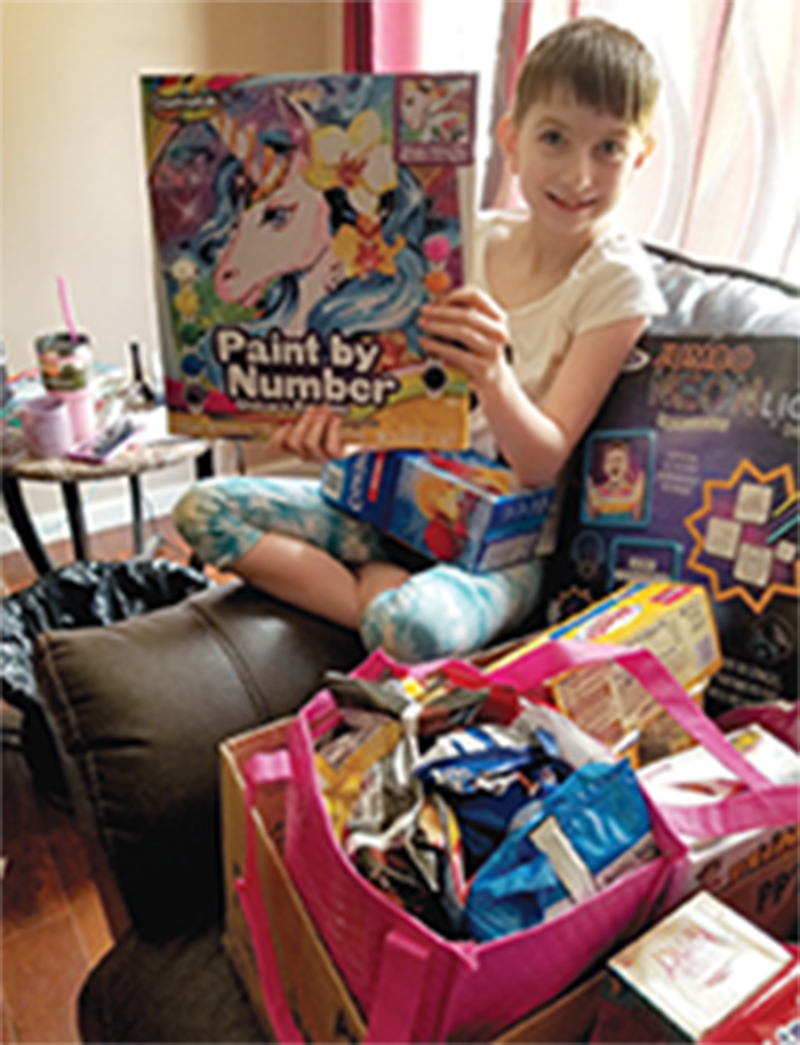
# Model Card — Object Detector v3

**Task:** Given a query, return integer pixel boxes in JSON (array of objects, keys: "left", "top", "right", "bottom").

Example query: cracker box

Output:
[
  {"left": 322, "top": 449, "right": 556, "bottom": 572},
  {"left": 492, "top": 580, "right": 722, "bottom": 696},
  {"left": 141, "top": 72, "right": 477, "bottom": 449},
  {"left": 542, "top": 334, "right": 799, "bottom": 715},
  {"left": 590, "top": 891, "right": 797, "bottom": 1043},
  {"left": 488, "top": 581, "right": 722, "bottom": 764},
  {"left": 638, "top": 723, "right": 800, "bottom": 936}
]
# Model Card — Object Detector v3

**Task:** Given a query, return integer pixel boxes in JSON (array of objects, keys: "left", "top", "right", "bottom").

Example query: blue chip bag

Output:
[
  {"left": 464, "top": 760, "right": 658, "bottom": 942},
  {"left": 414, "top": 724, "right": 572, "bottom": 872}
]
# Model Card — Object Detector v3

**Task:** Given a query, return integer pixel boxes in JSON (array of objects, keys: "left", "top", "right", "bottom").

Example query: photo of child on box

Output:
[{"left": 174, "top": 17, "right": 667, "bottom": 662}]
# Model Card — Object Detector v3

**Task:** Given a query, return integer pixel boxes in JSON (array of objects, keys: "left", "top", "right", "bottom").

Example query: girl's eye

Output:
[
  {"left": 540, "top": 129, "right": 563, "bottom": 146},
  {"left": 598, "top": 140, "right": 625, "bottom": 160},
  {"left": 260, "top": 205, "right": 294, "bottom": 230}
]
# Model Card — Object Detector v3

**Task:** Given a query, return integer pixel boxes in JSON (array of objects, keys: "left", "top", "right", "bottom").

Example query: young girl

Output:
[{"left": 174, "top": 17, "right": 666, "bottom": 662}]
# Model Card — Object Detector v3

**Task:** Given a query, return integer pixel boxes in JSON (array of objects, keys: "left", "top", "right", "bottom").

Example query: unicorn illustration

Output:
[
  {"left": 400, "top": 77, "right": 470, "bottom": 144},
  {"left": 205, "top": 92, "right": 417, "bottom": 339}
]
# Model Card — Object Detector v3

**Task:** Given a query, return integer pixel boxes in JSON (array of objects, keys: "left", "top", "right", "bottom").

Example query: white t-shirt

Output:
[{"left": 469, "top": 210, "right": 667, "bottom": 457}]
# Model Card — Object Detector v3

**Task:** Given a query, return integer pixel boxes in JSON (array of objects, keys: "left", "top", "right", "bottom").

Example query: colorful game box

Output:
[
  {"left": 321, "top": 450, "right": 556, "bottom": 573},
  {"left": 543, "top": 335, "right": 799, "bottom": 713},
  {"left": 590, "top": 892, "right": 797, "bottom": 1043},
  {"left": 140, "top": 72, "right": 477, "bottom": 449}
]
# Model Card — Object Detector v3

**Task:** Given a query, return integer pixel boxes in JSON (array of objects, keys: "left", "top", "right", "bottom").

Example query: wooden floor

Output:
[{"left": 1, "top": 516, "right": 203, "bottom": 1043}]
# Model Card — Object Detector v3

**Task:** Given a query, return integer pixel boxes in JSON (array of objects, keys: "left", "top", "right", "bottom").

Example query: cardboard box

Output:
[
  {"left": 220, "top": 721, "right": 607, "bottom": 1043},
  {"left": 716, "top": 840, "right": 798, "bottom": 941},
  {"left": 220, "top": 720, "right": 368, "bottom": 1043},
  {"left": 591, "top": 891, "right": 796, "bottom": 1042},
  {"left": 639, "top": 723, "right": 800, "bottom": 936},
  {"left": 322, "top": 449, "right": 555, "bottom": 572},
  {"left": 495, "top": 580, "right": 722, "bottom": 694}
]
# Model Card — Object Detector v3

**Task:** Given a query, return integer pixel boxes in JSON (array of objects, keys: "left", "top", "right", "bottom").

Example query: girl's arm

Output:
[{"left": 418, "top": 287, "right": 646, "bottom": 488}]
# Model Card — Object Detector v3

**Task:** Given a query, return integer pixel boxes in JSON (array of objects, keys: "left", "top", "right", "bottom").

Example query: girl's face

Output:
[{"left": 501, "top": 89, "right": 652, "bottom": 242}]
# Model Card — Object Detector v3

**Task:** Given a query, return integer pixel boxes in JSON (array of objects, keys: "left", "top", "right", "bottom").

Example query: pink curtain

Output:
[
  {"left": 480, "top": 0, "right": 800, "bottom": 280},
  {"left": 346, "top": 0, "right": 423, "bottom": 73}
]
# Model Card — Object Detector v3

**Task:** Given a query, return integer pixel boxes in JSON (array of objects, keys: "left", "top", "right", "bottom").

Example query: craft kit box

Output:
[
  {"left": 589, "top": 891, "right": 798, "bottom": 1043},
  {"left": 220, "top": 721, "right": 607, "bottom": 1044},
  {"left": 141, "top": 72, "right": 477, "bottom": 449},
  {"left": 542, "top": 334, "right": 799, "bottom": 715},
  {"left": 322, "top": 449, "right": 556, "bottom": 572}
]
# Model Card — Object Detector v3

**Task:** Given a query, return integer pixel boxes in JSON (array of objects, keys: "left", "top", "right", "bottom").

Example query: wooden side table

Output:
[{"left": 1, "top": 417, "right": 213, "bottom": 576}]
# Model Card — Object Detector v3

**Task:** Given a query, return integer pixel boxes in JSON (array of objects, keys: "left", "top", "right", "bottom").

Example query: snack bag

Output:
[
  {"left": 414, "top": 723, "right": 573, "bottom": 872},
  {"left": 465, "top": 760, "right": 659, "bottom": 941}
]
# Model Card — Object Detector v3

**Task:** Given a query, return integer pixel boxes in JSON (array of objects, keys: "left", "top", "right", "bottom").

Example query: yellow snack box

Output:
[{"left": 493, "top": 580, "right": 722, "bottom": 695}]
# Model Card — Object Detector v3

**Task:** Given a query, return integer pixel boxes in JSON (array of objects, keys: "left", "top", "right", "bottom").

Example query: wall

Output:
[{"left": 1, "top": 1, "right": 342, "bottom": 554}]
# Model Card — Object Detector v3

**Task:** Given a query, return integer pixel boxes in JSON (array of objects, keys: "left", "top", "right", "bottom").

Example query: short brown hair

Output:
[{"left": 512, "top": 17, "right": 660, "bottom": 132}]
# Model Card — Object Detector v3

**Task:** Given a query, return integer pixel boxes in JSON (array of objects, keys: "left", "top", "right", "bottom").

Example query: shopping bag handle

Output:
[
  {"left": 237, "top": 752, "right": 305, "bottom": 1044},
  {"left": 242, "top": 751, "right": 432, "bottom": 1045},
  {"left": 486, "top": 640, "right": 799, "bottom": 838}
]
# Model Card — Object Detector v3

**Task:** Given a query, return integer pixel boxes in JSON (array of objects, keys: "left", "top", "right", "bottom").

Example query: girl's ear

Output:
[
  {"left": 497, "top": 112, "right": 520, "bottom": 173},
  {"left": 633, "top": 134, "right": 656, "bottom": 171}
]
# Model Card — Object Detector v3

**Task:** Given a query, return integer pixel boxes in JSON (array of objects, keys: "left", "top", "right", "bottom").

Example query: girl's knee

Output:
[
  {"left": 172, "top": 479, "right": 249, "bottom": 566},
  {"left": 359, "top": 581, "right": 469, "bottom": 663},
  {"left": 172, "top": 481, "right": 221, "bottom": 538}
]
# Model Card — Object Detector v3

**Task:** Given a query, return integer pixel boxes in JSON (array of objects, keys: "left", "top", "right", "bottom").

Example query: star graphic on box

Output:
[{"left": 684, "top": 458, "right": 798, "bottom": 614}]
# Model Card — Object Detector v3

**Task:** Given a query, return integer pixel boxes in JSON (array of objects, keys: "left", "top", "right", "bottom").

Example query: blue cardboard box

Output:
[{"left": 322, "top": 450, "right": 555, "bottom": 573}]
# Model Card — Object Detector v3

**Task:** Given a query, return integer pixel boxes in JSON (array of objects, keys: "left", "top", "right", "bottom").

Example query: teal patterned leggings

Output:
[{"left": 173, "top": 476, "right": 543, "bottom": 663}]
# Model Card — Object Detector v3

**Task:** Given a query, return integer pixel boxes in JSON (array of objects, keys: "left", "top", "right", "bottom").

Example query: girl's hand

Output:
[
  {"left": 264, "top": 405, "right": 345, "bottom": 464},
  {"left": 417, "top": 287, "right": 511, "bottom": 388}
]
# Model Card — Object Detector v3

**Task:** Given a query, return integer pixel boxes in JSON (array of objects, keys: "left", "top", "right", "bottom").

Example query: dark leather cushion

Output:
[
  {"left": 79, "top": 924, "right": 268, "bottom": 1043},
  {"left": 35, "top": 581, "right": 365, "bottom": 936}
]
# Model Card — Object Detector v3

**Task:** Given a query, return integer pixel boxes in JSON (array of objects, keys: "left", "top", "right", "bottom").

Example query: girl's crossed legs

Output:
[{"left": 173, "top": 475, "right": 543, "bottom": 663}]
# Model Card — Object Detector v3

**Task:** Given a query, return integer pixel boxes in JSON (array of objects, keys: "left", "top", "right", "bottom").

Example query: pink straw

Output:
[{"left": 56, "top": 275, "right": 79, "bottom": 343}]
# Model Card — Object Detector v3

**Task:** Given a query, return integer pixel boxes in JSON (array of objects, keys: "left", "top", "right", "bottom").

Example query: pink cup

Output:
[
  {"left": 34, "top": 330, "right": 96, "bottom": 442},
  {"left": 21, "top": 396, "right": 73, "bottom": 458},
  {"left": 54, "top": 388, "right": 96, "bottom": 443}
]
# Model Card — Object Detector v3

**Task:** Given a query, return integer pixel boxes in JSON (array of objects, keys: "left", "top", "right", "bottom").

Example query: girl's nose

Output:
[{"left": 562, "top": 150, "right": 593, "bottom": 189}]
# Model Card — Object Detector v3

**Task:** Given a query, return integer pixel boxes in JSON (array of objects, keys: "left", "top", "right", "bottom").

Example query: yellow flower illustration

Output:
[
  {"left": 305, "top": 110, "right": 397, "bottom": 217},
  {"left": 333, "top": 216, "right": 406, "bottom": 279}
]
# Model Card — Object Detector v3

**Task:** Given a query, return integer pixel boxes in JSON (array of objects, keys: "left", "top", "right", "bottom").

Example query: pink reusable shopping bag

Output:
[
  {"left": 281, "top": 645, "right": 688, "bottom": 1043},
  {"left": 241, "top": 641, "right": 798, "bottom": 1042},
  {"left": 238, "top": 748, "right": 442, "bottom": 1044}
]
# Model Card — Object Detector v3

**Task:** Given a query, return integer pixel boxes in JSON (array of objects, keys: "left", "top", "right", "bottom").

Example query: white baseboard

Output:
[{"left": 0, "top": 480, "right": 188, "bottom": 557}]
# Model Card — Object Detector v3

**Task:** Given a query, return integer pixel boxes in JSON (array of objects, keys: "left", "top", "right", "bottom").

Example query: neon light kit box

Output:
[
  {"left": 321, "top": 450, "right": 556, "bottom": 573},
  {"left": 141, "top": 72, "right": 477, "bottom": 449},
  {"left": 542, "top": 335, "right": 799, "bottom": 714}
]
